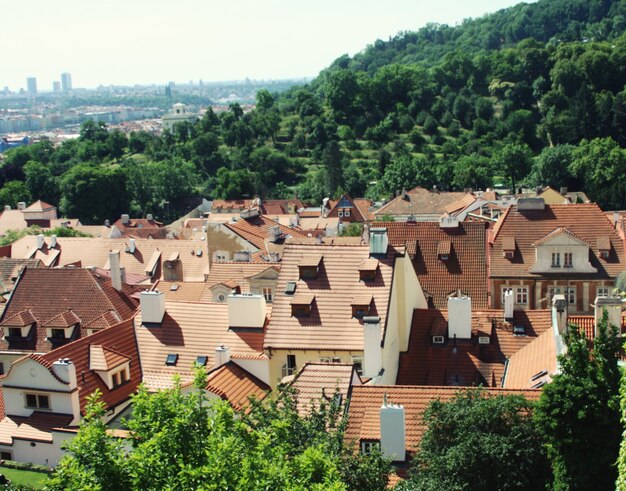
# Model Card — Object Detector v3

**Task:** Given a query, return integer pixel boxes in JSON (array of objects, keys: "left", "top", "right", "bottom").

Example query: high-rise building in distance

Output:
[
  {"left": 53, "top": 81, "right": 61, "bottom": 92},
  {"left": 61, "top": 72, "right": 72, "bottom": 92},
  {"left": 26, "top": 77, "right": 37, "bottom": 95}
]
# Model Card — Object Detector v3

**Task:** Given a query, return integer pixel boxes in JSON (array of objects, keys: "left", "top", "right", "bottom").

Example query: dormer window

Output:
[
  {"left": 351, "top": 295, "right": 373, "bottom": 318},
  {"left": 358, "top": 259, "right": 379, "bottom": 282},
  {"left": 111, "top": 367, "right": 129, "bottom": 388},
  {"left": 25, "top": 393, "right": 50, "bottom": 410},
  {"left": 298, "top": 256, "right": 322, "bottom": 280},
  {"left": 438, "top": 241, "right": 452, "bottom": 261},
  {"left": 51, "top": 329, "right": 65, "bottom": 339},
  {"left": 503, "top": 237, "right": 515, "bottom": 259},
  {"left": 8, "top": 328, "right": 22, "bottom": 338},
  {"left": 291, "top": 294, "right": 314, "bottom": 317},
  {"left": 598, "top": 237, "right": 611, "bottom": 259}
]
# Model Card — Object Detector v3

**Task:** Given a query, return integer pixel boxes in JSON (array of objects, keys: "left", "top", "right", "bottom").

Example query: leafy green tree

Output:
[
  {"left": 24, "top": 160, "right": 59, "bottom": 204},
  {"left": 59, "top": 165, "right": 129, "bottom": 224},
  {"left": 490, "top": 142, "right": 532, "bottom": 191},
  {"left": 106, "top": 130, "right": 128, "bottom": 161},
  {"left": 452, "top": 154, "right": 492, "bottom": 190},
  {"left": 398, "top": 389, "right": 550, "bottom": 491},
  {"left": 0, "top": 180, "right": 31, "bottom": 208},
  {"left": 528, "top": 144, "right": 576, "bottom": 188},
  {"left": 379, "top": 156, "right": 418, "bottom": 195},
  {"left": 49, "top": 391, "right": 130, "bottom": 490},
  {"left": 213, "top": 167, "right": 258, "bottom": 200},
  {"left": 323, "top": 141, "right": 344, "bottom": 196},
  {"left": 79, "top": 120, "right": 109, "bottom": 143},
  {"left": 535, "top": 311, "right": 621, "bottom": 491},
  {"left": 343, "top": 162, "right": 368, "bottom": 198},
  {"left": 569, "top": 137, "right": 626, "bottom": 209}
]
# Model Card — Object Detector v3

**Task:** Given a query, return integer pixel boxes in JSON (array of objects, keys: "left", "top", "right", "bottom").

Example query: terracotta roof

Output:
[
  {"left": 157, "top": 281, "right": 206, "bottom": 302},
  {"left": 134, "top": 301, "right": 265, "bottom": 391},
  {"left": 0, "top": 268, "right": 139, "bottom": 353},
  {"left": 10, "top": 236, "right": 210, "bottom": 282},
  {"left": 202, "top": 262, "right": 280, "bottom": 300},
  {"left": 490, "top": 204, "right": 625, "bottom": 278},
  {"left": 327, "top": 194, "right": 366, "bottom": 222},
  {"left": 444, "top": 194, "right": 477, "bottom": 215},
  {"left": 289, "top": 362, "right": 358, "bottom": 415},
  {"left": 264, "top": 244, "right": 394, "bottom": 351},
  {"left": 0, "top": 309, "right": 36, "bottom": 327},
  {"left": 89, "top": 345, "right": 130, "bottom": 371},
  {"left": 397, "top": 308, "right": 553, "bottom": 386},
  {"left": 569, "top": 314, "right": 626, "bottom": 339},
  {"left": 374, "top": 187, "right": 471, "bottom": 218},
  {"left": 379, "top": 221, "right": 488, "bottom": 309},
  {"left": 354, "top": 199, "right": 375, "bottom": 221},
  {"left": 24, "top": 200, "right": 55, "bottom": 212},
  {"left": 299, "top": 255, "right": 323, "bottom": 267},
  {"left": 34, "top": 318, "right": 142, "bottom": 414},
  {"left": 345, "top": 386, "right": 541, "bottom": 458},
  {"left": 224, "top": 215, "right": 307, "bottom": 254},
  {"left": 112, "top": 217, "right": 166, "bottom": 240},
  {"left": 0, "top": 258, "right": 41, "bottom": 294},
  {"left": 503, "top": 328, "right": 557, "bottom": 389},
  {"left": 0, "top": 412, "right": 74, "bottom": 446},
  {"left": 211, "top": 199, "right": 254, "bottom": 211},
  {"left": 205, "top": 362, "right": 270, "bottom": 411}
]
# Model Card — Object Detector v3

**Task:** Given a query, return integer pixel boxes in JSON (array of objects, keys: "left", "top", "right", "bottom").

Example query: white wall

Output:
[
  {"left": 232, "top": 359, "right": 271, "bottom": 386},
  {"left": 530, "top": 235, "right": 597, "bottom": 274}
]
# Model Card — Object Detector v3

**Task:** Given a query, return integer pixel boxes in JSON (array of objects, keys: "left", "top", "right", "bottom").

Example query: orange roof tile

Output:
[
  {"left": 503, "top": 328, "right": 557, "bottom": 389},
  {"left": 289, "top": 362, "right": 358, "bottom": 415},
  {"left": 134, "top": 301, "right": 265, "bottom": 391},
  {"left": 205, "top": 362, "right": 270, "bottom": 411},
  {"left": 380, "top": 221, "right": 488, "bottom": 309},
  {"left": 533, "top": 227, "right": 589, "bottom": 247},
  {"left": 490, "top": 204, "right": 625, "bottom": 278},
  {"left": 264, "top": 244, "right": 394, "bottom": 351},
  {"left": 24, "top": 200, "right": 55, "bottom": 212},
  {"left": 397, "top": 308, "right": 553, "bottom": 387},
  {"left": 42, "top": 310, "right": 81, "bottom": 328},
  {"left": 0, "top": 258, "right": 41, "bottom": 295},
  {"left": 201, "top": 263, "right": 280, "bottom": 301},
  {"left": 224, "top": 215, "right": 307, "bottom": 253},
  {"left": 374, "top": 187, "right": 471, "bottom": 218},
  {"left": 89, "top": 345, "right": 130, "bottom": 371},
  {"left": 345, "top": 386, "right": 541, "bottom": 458}
]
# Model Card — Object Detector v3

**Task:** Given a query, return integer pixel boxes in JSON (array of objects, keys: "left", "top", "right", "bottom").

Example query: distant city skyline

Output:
[{"left": 2, "top": 0, "right": 531, "bottom": 91}]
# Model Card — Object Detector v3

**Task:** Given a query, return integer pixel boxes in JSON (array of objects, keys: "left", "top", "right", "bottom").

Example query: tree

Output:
[
  {"left": 569, "top": 137, "right": 626, "bottom": 210},
  {"left": 49, "top": 391, "right": 130, "bottom": 490},
  {"left": 528, "top": 144, "right": 576, "bottom": 189},
  {"left": 24, "top": 160, "right": 59, "bottom": 204},
  {"left": 212, "top": 167, "right": 258, "bottom": 200},
  {"left": 535, "top": 311, "right": 621, "bottom": 491},
  {"left": 0, "top": 180, "right": 31, "bottom": 208},
  {"left": 323, "top": 141, "right": 344, "bottom": 196},
  {"left": 490, "top": 143, "right": 532, "bottom": 191},
  {"left": 398, "top": 389, "right": 550, "bottom": 491}
]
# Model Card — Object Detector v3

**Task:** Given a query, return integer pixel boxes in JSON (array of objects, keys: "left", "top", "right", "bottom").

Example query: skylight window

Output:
[
  {"left": 165, "top": 353, "right": 178, "bottom": 366},
  {"left": 196, "top": 355, "right": 208, "bottom": 366},
  {"left": 285, "top": 282, "right": 297, "bottom": 295}
]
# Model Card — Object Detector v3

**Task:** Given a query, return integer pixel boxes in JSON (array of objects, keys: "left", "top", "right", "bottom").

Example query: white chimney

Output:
[
  {"left": 121, "top": 214, "right": 130, "bottom": 225},
  {"left": 233, "top": 250, "right": 250, "bottom": 262},
  {"left": 128, "top": 238, "right": 136, "bottom": 254},
  {"left": 268, "top": 252, "right": 280, "bottom": 263},
  {"left": 140, "top": 291, "right": 166, "bottom": 324},
  {"left": 104, "top": 219, "right": 111, "bottom": 227},
  {"left": 380, "top": 397, "right": 406, "bottom": 461},
  {"left": 36, "top": 234, "right": 45, "bottom": 250},
  {"left": 228, "top": 293, "right": 266, "bottom": 328},
  {"left": 594, "top": 296, "right": 623, "bottom": 337},
  {"left": 52, "top": 358, "right": 77, "bottom": 388},
  {"left": 269, "top": 226, "right": 281, "bottom": 243},
  {"left": 109, "top": 250, "right": 123, "bottom": 291},
  {"left": 146, "top": 213, "right": 154, "bottom": 221},
  {"left": 4, "top": 205, "right": 10, "bottom": 211},
  {"left": 363, "top": 316, "right": 383, "bottom": 378},
  {"left": 503, "top": 289, "right": 514, "bottom": 320},
  {"left": 215, "top": 344, "right": 232, "bottom": 367},
  {"left": 552, "top": 294, "right": 568, "bottom": 336},
  {"left": 49, "top": 234, "right": 57, "bottom": 249},
  {"left": 448, "top": 296, "right": 472, "bottom": 339},
  {"left": 369, "top": 228, "right": 388, "bottom": 256},
  {"left": 17, "top": 202, "right": 26, "bottom": 211}
]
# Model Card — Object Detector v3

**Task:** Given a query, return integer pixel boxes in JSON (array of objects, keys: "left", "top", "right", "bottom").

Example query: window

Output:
[
  {"left": 299, "top": 266, "right": 318, "bottom": 280},
  {"left": 504, "top": 250, "right": 514, "bottom": 259},
  {"left": 196, "top": 355, "right": 208, "bottom": 366},
  {"left": 0, "top": 362, "right": 3, "bottom": 375},
  {"left": 564, "top": 252, "right": 573, "bottom": 268},
  {"left": 112, "top": 368, "right": 129, "bottom": 388},
  {"left": 551, "top": 252, "right": 561, "bottom": 267},
  {"left": 548, "top": 287, "right": 561, "bottom": 303},
  {"left": 262, "top": 287, "right": 273, "bottom": 303},
  {"left": 217, "top": 294, "right": 226, "bottom": 303},
  {"left": 344, "top": 209, "right": 350, "bottom": 217},
  {"left": 51, "top": 329, "right": 65, "bottom": 339},
  {"left": 501, "top": 287, "right": 513, "bottom": 307},
  {"left": 361, "top": 440, "right": 380, "bottom": 455},
  {"left": 292, "top": 304, "right": 311, "bottom": 317},
  {"left": 25, "top": 393, "right": 49, "bottom": 410},
  {"left": 0, "top": 451, "right": 11, "bottom": 461},
  {"left": 8, "top": 328, "right": 22, "bottom": 338},
  {"left": 516, "top": 287, "right": 528, "bottom": 305},
  {"left": 360, "top": 270, "right": 376, "bottom": 282},
  {"left": 165, "top": 353, "right": 178, "bottom": 366},
  {"left": 597, "top": 287, "right": 610, "bottom": 298},
  {"left": 320, "top": 357, "right": 342, "bottom": 363},
  {"left": 432, "top": 335, "right": 445, "bottom": 344},
  {"left": 600, "top": 250, "right": 610, "bottom": 259},
  {"left": 565, "top": 287, "right": 576, "bottom": 305},
  {"left": 352, "top": 305, "right": 370, "bottom": 318},
  {"left": 282, "top": 354, "right": 297, "bottom": 377},
  {"left": 352, "top": 356, "right": 363, "bottom": 376},
  {"left": 478, "top": 336, "right": 490, "bottom": 344},
  {"left": 338, "top": 211, "right": 344, "bottom": 218}
]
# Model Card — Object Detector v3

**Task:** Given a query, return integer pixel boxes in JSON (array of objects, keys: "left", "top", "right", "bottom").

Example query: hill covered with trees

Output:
[{"left": 1, "top": 0, "right": 626, "bottom": 223}]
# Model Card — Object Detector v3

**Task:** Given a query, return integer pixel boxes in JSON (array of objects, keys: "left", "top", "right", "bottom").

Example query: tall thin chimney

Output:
[
  {"left": 380, "top": 396, "right": 406, "bottom": 461},
  {"left": 363, "top": 316, "right": 382, "bottom": 378},
  {"left": 109, "top": 250, "right": 123, "bottom": 291}
]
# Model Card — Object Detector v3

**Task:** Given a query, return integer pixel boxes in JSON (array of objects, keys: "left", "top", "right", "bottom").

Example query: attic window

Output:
[
  {"left": 432, "top": 335, "right": 445, "bottom": 344},
  {"left": 165, "top": 353, "right": 178, "bottom": 366},
  {"left": 531, "top": 369, "right": 548, "bottom": 381},
  {"left": 351, "top": 295, "right": 373, "bottom": 318},
  {"left": 8, "top": 328, "right": 22, "bottom": 338},
  {"left": 196, "top": 355, "right": 208, "bottom": 366},
  {"left": 513, "top": 325, "right": 526, "bottom": 336},
  {"left": 358, "top": 259, "right": 379, "bottom": 282},
  {"left": 291, "top": 295, "right": 314, "bottom": 317},
  {"left": 285, "top": 282, "right": 297, "bottom": 295},
  {"left": 299, "top": 256, "right": 322, "bottom": 280},
  {"left": 598, "top": 236, "right": 611, "bottom": 259},
  {"left": 437, "top": 241, "right": 452, "bottom": 261},
  {"left": 361, "top": 440, "right": 380, "bottom": 455},
  {"left": 51, "top": 329, "right": 65, "bottom": 339},
  {"left": 170, "top": 284, "right": 179, "bottom": 291},
  {"left": 478, "top": 336, "right": 490, "bottom": 345},
  {"left": 502, "top": 237, "right": 516, "bottom": 259}
]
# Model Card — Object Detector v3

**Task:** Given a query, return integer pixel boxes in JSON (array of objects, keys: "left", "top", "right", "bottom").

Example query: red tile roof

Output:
[
  {"left": 205, "top": 362, "right": 270, "bottom": 411},
  {"left": 374, "top": 187, "right": 471, "bottom": 218},
  {"left": 0, "top": 268, "right": 139, "bottom": 353},
  {"left": 202, "top": 262, "right": 280, "bottom": 299},
  {"left": 345, "top": 385, "right": 540, "bottom": 459},
  {"left": 379, "top": 221, "right": 488, "bottom": 309},
  {"left": 224, "top": 215, "right": 307, "bottom": 252},
  {"left": 490, "top": 204, "right": 625, "bottom": 278},
  {"left": 0, "top": 258, "right": 41, "bottom": 295},
  {"left": 24, "top": 200, "right": 55, "bottom": 212},
  {"left": 111, "top": 218, "right": 167, "bottom": 239},
  {"left": 264, "top": 244, "right": 395, "bottom": 351},
  {"left": 397, "top": 308, "right": 552, "bottom": 386},
  {"left": 289, "top": 362, "right": 358, "bottom": 415},
  {"left": 503, "top": 328, "right": 557, "bottom": 389}
]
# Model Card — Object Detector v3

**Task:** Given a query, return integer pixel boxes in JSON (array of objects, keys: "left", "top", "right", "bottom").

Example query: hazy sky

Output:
[{"left": 3, "top": 0, "right": 530, "bottom": 91}]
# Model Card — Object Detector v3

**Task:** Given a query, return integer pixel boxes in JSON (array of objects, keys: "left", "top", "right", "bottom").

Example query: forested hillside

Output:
[{"left": 2, "top": 0, "right": 626, "bottom": 224}]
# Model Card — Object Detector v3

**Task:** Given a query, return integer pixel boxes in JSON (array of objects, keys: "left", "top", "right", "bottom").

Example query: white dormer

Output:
[
  {"left": 89, "top": 345, "right": 131, "bottom": 390},
  {"left": 529, "top": 227, "right": 597, "bottom": 274}
]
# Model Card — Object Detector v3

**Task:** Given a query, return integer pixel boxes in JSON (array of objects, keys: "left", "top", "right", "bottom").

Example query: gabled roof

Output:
[
  {"left": 0, "top": 268, "right": 139, "bottom": 353},
  {"left": 224, "top": 215, "right": 307, "bottom": 253},
  {"left": 397, "top": 308, "right": 553, "bottom": 387},
  {"left": 379, "top": 221, "right": 488, "bottom": 309},
  {"left": 134, "top": 301, "right": 266, "bottom": 391},
  {"left": 10, "top": 236, "right": 209, "bottom": 282},
  {"left": 374, "top": 187, "right": 471, "bottom": 218},
  {"left": 345, "top": 386, "right": 540, "bottom": 459},
  {"left": 23, "top": 200, "right": 55, "bottom": 212},
  {"left": 0, "top": 258, "right": 41, "bottom": 294},
  {"left": 89, "top": 345, "right": 130, "bottom": 371},
  {"left": 502, "top": 328, "right": 557, "bottom": 389},
  {"left": 111, "top": 218, "right": 167, "bottom": 239},
  {"left": 205, "top": 362, "right": 270, "bottom": 411},
  {"left": 533, "top": 227, "right": 589, "bottom": 247},
  {"left": 264, "top": 243, "right": 394, "bottom": 351},
  {"left": 490, "top": 204, "right": 625, "bottom": 278},
  {"left": 0, "top": 310, "right": 36, "bottom": 327},
  {"left": 201, "top": 262, "right": 280, "bottom": 301},
  {"left": 289, "top": 362, "right": 359, "bottom": 415}
]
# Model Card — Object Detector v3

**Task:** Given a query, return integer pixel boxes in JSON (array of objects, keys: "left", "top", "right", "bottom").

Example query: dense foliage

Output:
[
  {"left": 2, "top": 0, "right": 626, "bottom": 223},
  {"left": 396, "top": 389, "right": 550, "bottom": 491},
  {"left": 49, "top": 372, "right": 391, "bottom": 491},
  {"left": 535, "top": 310, "right": 622, "bottom": 490}
]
